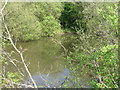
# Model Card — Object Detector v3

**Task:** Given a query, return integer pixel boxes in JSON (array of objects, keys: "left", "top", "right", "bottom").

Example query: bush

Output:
[
  {"left": 41, "top": 16, "right": 63, "bottom": 36},
  {"left": 67, "top": 44, "right": 119, "bottom": 88}
]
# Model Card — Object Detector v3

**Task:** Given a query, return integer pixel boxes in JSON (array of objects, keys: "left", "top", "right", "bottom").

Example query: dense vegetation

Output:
[
  {"left": 1, "top": 2, "right": 119, "bottom": 88},
  {"left": 3, "top": 2, "right": 63, "bottom": 41}
]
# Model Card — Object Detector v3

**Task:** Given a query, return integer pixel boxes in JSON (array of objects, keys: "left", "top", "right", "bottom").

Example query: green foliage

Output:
[
  {"left": 4, "top": 2, "right": 118, "bottom": 42},
  {"left": 41, "top": 16, "right": 63, "bottom": 36},
  {"left": 83, "top": 2, "right": 118, "bottom": 40},
  {"left": 97, "top": 3, "right": 118, "bottom": 36},
  {"left": 1, "top": 56, "right": 23, "bottom": 87},
  {"left": 4, "top": 3, "right": 41, "bottom": 41},
  {"left": 34, "top": 2, "right": 63, "bottom": 20},
  {"left": 67, "top": 44, "right": 119, "bottom": 88},
  {"left": 7, "top": 72, "right": 22, "bottom": 83},
  {"left": 2, "top": 38, "right": 9, "bottom": 47},
  {"left": 65, "top": 3, "right": 119, "bottom": 88},
  {"left": 60, "top": 2, "right": 86, "bottom": 32},
  {"left": 1, "top": 72, "right": 23, "bottom": 88},
  {"left": 4, "top": 2, "right": 63, "bottom": 41}
]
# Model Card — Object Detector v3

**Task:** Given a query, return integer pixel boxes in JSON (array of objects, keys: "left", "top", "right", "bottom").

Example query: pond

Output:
[{"left": 4, "top": 35, "right": 91, "bottom": 88}]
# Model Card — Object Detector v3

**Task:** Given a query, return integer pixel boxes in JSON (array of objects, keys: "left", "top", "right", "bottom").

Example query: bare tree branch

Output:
[
  {"left": 2, "top": 77, "right": 34, "bottom": 88},
  {"left": 0, "top": 0, "right": 8, "bottom": 14},
  {"left": 52, "top": 37, "right": 67, "bottom": 55},
  {"left": 0, "top": 0, "right": 37, "bottom": 88},
  {"left": 1, "top": 50, "right": 24, "bottom": 77}
]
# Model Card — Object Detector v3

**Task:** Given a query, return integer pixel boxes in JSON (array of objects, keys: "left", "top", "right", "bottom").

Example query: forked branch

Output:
[{"left": 0, "top": 0, "right": 37, "bottom": 88}]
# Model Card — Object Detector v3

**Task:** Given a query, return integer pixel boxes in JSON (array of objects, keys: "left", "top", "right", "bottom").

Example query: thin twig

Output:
[
  {"left": 3, "top": 78, "right": 34, "bottom": 88},
  {"left": 0, "top": 0, "right": 37, "bottom": 88},
  {"left": 0, "top": 54, "right": 24, "bottom": 77},
  {"left": 52, "top": 37, "right": 67, "bottom": 55}
]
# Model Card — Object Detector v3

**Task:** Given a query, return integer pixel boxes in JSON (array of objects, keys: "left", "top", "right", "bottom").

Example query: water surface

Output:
[{"left": 5, "top": 36, "right": 91, "bottom": 87}]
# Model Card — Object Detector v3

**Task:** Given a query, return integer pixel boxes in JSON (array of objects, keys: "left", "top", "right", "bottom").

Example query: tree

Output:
[
  {"left": 4, "top": 2, "right": 64, "bottom": 41},
  {"left": 60, "top": 2, "right": 86, "bottom": 33}
]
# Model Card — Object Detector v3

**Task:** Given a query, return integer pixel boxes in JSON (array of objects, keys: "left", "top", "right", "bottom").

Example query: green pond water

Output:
[{"left": 5, "top": 35, "right": 91, "bottom": 88}]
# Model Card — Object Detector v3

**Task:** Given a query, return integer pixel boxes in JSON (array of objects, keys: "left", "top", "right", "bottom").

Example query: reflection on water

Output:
[
  {"left": 5, "top": 37, "right": 72, "bottom": 87},
  {"left": 5, "top": 36, "right": 91, "bottom": 87},
  {"left": 25, "top": 68, "right": 71, "bottom": 87}
]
